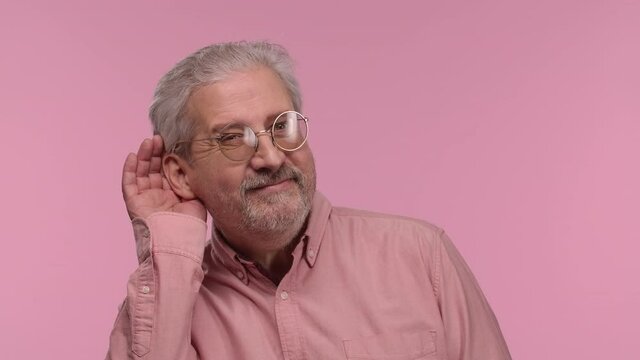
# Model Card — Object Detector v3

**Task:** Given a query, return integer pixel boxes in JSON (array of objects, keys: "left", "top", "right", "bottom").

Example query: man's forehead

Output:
[
  {"left": 186, "top": 70, "right": 294, "bottom": 133},
  {"left": 198, "top": 66, "right": 285, "bottom": 98}
]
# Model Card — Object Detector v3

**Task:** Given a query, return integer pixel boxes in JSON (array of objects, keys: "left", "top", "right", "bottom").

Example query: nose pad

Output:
[
  {"left": 250, "top": 132, "right": 285, "bottom": 170},
  {"left": 243, "top": 127, "right": 257, "bottom": 148}
]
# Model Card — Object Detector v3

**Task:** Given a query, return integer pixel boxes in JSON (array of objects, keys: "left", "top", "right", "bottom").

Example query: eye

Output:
[
  {"left": 273, "top": 121, "right": 289, "bottom": 131},
  {"left": 217, "top": 132, "right": 245, "bottom": 147},
  {"left": 273, "top": 113, "right": 299, "bottom": 138}
]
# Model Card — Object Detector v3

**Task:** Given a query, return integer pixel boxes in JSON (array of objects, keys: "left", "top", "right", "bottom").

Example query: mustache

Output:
[{"left": 241, "top": 165, "right": 304, "bottom": 193}]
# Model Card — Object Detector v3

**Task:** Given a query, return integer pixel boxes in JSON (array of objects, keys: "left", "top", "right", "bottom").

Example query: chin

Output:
[{"left": 240, "top": 192, "right": 310, "bottom": 235}]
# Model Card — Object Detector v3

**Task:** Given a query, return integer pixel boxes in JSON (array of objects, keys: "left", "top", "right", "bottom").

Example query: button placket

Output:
[{"left": 274, "top": 276, "right": 304, "bottom": 358}]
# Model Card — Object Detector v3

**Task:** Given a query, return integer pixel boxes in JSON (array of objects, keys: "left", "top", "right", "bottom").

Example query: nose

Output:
[{"left": 248, "top": 131, "right": 285, "bottom": 172}]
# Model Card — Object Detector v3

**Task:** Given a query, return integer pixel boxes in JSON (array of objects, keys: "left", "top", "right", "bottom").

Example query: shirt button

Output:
[
  {"left": 280, "top": 291, "right": 289, "bottom": 300},
  {"left": 307, "top": 248, "right": 315, "bottom": 258},
  {"left": 141, "top": 285, "right": 150, "bottom": 294},
  {"left": 236, "top": 271, "right": 244, "bottom": 280}
]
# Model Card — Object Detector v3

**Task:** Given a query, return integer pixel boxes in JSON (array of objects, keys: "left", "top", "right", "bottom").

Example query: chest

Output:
[{"left": 191, "top": 254, "right": 446, "bottom": 360}]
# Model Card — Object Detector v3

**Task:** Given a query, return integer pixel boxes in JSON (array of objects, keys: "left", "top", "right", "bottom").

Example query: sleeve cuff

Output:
[{"left": 131, "top": 212, "right": 208, "bottom": 264}]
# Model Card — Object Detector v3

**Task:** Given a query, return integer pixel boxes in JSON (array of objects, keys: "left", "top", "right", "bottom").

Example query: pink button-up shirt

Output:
[{"left": 107, "top": 192, "right": 511, "bottom": 360}]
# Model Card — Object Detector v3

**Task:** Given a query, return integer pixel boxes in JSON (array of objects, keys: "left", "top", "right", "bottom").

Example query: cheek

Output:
[
  {"left": 293, "top": 148, "right": 316, "bottom": 176},
  {"left": 191, "top": 165, "right": 245, "bottom": 201},
  {"left": 288, "top": 144, "right": 313, "bottom": 163}
]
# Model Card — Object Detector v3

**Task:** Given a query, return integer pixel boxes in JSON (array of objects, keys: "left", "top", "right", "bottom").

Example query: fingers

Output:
[
  {"left": 138, "top": 135, "right": 165, "bottom": 175},
  {"left": 149, "top": 135, "right": 163, "bottom": 178},
  {"left": 122, "top": 152, "right": 138, "bottom": 198},
  {"left": 148, "top": 172, "right": 164, "bottom": 189},
  {"left": 152, "top": 134, "right": 165, "bottom": 157},
  {"left": 136, "top": 139, "right": 153, "bottom": 177},
  {"left": 123, "top": 136, "right": 169, "bottom": 199},
  {"left": 145, "top": 135, "right": 165, "bottom": 188}
]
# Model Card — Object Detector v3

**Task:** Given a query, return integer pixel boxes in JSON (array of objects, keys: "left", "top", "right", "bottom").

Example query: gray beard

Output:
[
  {"left": 240, "top": 190, "right": 310, "bottom": 234},
  {"left": 237, "top": 165, "right": 315, "bottom": 236}
]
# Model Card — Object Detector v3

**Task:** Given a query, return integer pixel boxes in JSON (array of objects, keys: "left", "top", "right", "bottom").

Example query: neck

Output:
[
  {"left": 218, "top": 226, "right": 304, "bottom": 285},
  {"left": 251, "top": 239, "right": 300, "bottom": 284}
]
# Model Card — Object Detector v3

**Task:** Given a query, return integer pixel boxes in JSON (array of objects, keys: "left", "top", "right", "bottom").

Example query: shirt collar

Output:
[
  {"left": 210, "top": 191, "right": 333, "bottom": 280},
  {"left": 301, "top": 191, "right": 332, "bottom": 267}
]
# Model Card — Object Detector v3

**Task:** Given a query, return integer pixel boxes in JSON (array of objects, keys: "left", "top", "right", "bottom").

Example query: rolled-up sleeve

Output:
[{"left": 106, "top": 212, "right": 207, "bottom": 360}]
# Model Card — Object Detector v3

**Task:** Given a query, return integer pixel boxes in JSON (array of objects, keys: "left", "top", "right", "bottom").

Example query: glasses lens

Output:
[
  {"left": 272, "top": 112, "right": 308, "bottom": 150},
  {"left": 217, "top": 123, "right": 256, "bottom": 161}
]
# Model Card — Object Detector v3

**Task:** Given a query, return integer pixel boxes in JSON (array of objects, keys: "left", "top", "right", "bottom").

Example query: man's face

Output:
[{"left": 183, "top": 66, "right": 316, "bottom": 250}]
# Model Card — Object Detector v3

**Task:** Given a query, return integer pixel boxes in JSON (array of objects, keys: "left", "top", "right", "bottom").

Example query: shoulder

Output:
[
  {"left": 324, "top": 206, "right": 446, "bottom": 282},
  {"left": 331, "top": 206, "right": 443, "bottom": 233},
  {"left": 328, "top": 206, "right": 445, "bottom": 248}
]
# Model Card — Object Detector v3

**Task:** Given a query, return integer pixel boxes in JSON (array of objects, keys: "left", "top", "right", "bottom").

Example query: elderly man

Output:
[{"left": 107, "top": 41, "right": 511, "bottom": 360}]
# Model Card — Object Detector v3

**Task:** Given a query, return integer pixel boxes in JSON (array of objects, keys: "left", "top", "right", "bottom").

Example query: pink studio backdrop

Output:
[{"left": 1, "top": 0, "right": 638, "bottom": 359}]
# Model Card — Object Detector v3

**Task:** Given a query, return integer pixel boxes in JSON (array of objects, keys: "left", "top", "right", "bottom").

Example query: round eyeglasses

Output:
[{"left": 172, "top": 110, "right": 309, "bottom": 162}]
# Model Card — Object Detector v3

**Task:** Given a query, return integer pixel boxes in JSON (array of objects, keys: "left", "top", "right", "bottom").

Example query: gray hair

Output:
[{"left": 149, "top": 41, "right": 302, "bottom": 160}]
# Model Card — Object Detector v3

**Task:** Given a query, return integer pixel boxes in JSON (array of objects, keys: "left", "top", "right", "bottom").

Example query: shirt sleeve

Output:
[
  {"left": 106, "top": 212, "right": 208, "bottom": 360},
  {"left": 433, "top": 230, "right": 512, "bottom": 360}
]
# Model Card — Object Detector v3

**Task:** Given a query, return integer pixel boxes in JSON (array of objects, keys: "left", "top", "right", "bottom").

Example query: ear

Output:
[{"left": 162, "top": 153, "right": 197, "bottom": 200}]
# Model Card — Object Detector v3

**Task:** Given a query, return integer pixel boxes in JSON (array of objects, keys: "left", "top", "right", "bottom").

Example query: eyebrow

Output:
[
  {"left": 207, "top": 111, "right": 291, "bottom": 134},
  {"left": 209, "top": 122, "right": 234, "bottom": 134}
]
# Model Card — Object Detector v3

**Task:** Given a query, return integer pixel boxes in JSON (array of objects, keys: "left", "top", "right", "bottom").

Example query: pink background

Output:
[{"left": 1, "top": 0, "right": 638, "bottom": 359}]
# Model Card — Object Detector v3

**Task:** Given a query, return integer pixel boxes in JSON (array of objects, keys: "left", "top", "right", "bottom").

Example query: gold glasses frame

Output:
[{"left": 169, "top": 110, "right": 309, "bottom": 162}]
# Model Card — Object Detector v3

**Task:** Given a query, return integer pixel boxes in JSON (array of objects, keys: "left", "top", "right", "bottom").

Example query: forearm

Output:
[{"left": 107, "top": 213, "right": 208, "bottom": 360}]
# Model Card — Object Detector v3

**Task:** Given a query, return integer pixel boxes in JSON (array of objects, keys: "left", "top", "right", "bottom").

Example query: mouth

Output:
[{"left": 248, "top": 178, "right": 294, "bottom": 193}]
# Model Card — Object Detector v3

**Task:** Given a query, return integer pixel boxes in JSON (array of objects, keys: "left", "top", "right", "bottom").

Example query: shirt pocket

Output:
[{"left": 342, "top": 330, "right": 437, "bottom": 360}]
